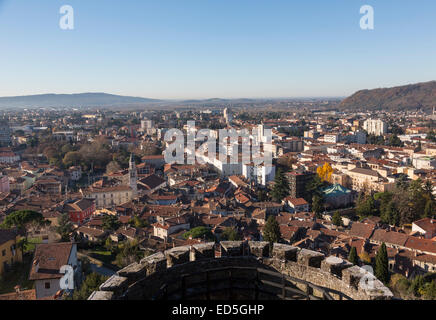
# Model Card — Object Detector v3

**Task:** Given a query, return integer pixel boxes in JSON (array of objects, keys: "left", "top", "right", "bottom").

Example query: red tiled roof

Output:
[
  {"left": 349, "top": 222, "right": 375, "bottom": 239},
  {"left": 29, "top": 243, "right": 73, "bottom": 281}
]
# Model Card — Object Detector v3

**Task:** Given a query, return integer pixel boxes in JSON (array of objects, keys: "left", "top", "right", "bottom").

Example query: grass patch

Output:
[{"left": 86, "top": 247, "right": 116, "bottom": 266}]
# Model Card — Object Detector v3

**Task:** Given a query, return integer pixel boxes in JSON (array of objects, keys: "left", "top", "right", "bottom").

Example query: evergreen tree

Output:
[
  {"left": 257, "top": 189, "right": 269, "bottom": 202},
  {"left": 221, "top": 227, "right": 241, "bottom": 241},
  {"left": 332, "top": 211, "right": 343, "bottom": 227},
  {"left": 102, "top": 215, "right": 121, "bottom": 231},
  {"left": 348, "top": 247, "right": 358, "bottom": 265},
  {"left": 271, "top": 169, "right": 290, "bottom": 202},
  {"left": 375, "top": 243, "right": 390, "bottom": 284},
  {"left": 356, "top": 195, "right": 377, "bottom": 219},
  {"left": 379, "top": 194, "right": 400, "bottom": 226},
  {"left": 424, "top": 200, "right": 435, "bottom": 218},
  {"left": 263, "top": 215, "right": 281, "bottom": 245},
  {"left": 312, "top": 194, "right": 324, "bottom": 218},
  {"left": 70, "top": 273, "right": 108, "bottom": 300},
  {"left": 305, "top": 175, "right": 324, "bottom": 203}
]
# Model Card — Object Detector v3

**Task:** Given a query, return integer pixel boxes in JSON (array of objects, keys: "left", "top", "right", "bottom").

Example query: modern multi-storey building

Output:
[
  {"left": 286, "top": 171, "right": 315, "bottom": 199},
  {"left": 0, "top": 120, "right": 11, "bottom": 147},
  {"left": 363, "top": 119, "right": 387, "bottom": 136},
  {"left": 223, "top": 108, "right": 232, "bottom": 124}
]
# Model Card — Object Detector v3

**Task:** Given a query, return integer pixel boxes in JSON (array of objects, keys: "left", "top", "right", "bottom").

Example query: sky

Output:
[{"left": 0, "top": 0, "right": 435, "bottom": 99}]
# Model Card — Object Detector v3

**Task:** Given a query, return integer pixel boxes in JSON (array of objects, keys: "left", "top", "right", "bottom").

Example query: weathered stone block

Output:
[
  {"left": 99, "top": 275, "right": 128, "bottom": 297},
  {"left": 165, "top": 246, "right": 190, "bottom": 267},
  {"left": 88, "top": 290, "right": 114, "bottom": 300},
  {"left": 297, "top": 249, "right": 324, "bottom": 268},
  {"left": 220, "top": 241, "right": 243, "bottom": 256},
  {"left": 272, "top": 243, "right": 299, "bottom": 261},
  {"left": 342, "top": 265, "right": 366, "bottom": 289},
  {"left": 248, "top": 241, "right": 269, "bottom": 258},
  {"left": 190, "top": 242, "right": 215, "bottom": 261},
  {"left": 117, "top": 262, "right": 147, "bottom": 283},
  {"left": 140, "top": 251, "right": 167, "bottom": 275},
  {"left": 321, "top": 256, "right": 353, "bottom": 278}
]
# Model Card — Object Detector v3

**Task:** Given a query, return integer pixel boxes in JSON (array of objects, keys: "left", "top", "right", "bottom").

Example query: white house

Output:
[{"left": 29, "top": 243, "right": 78, "bottom": 299}]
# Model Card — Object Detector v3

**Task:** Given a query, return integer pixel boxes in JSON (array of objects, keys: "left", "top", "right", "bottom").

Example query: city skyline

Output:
[{"left": 0, "top": 0, "right": 436, "bottom": 99}]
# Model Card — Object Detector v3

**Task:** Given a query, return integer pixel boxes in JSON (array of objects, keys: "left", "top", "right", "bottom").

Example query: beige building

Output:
[
  {"left": 346, "top": 167, "right": 394, "bottom": 192},
  {"left": 81, "top": 182, "right": 133, "bottom": 208}
]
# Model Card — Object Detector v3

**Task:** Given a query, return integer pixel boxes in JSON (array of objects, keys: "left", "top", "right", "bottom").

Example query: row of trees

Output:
[
  {"left": 347, "top": 243, "right": 390, "bottom": 285},
  {"left": 367, "top": 134, "right": 404, "bottom": 147},
  {"left": 356, "top": 178, "right": 435, "bottom": 225},
  {"left": 392, "top": 273, "right": 436, "bottom": 300}
]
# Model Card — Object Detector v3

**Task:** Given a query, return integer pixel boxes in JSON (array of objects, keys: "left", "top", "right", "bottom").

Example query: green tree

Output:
[
  {"left": 423, "top": 280, "right": 436, "bottom": 300},
  {"left": 386, "top": 134, "right": 403, "bottom": 147},
  {"left": 183, "top": 226, "right": 215, "bottom": 241},
  {"left": 356, "top": 195, "right": 377, "bottom": 219},
  {"left": 375, "top": 243, "right": 390, "bottom": 284},
  {"left": 104, "top": 237, "right": 113, "bottom": 251},
  {"left": 70, "top": 273, "right": 108, "bottom": 300},
  {"left": 263, "top": 215, "right": 281, "bottom": 245},
  {"left": 395, "top": 174, "right": 410, "bottom": 190},
  {"left": 408, "top": 275, "right": 425, "bottom": 297},
  {"left": 427, "top": 131, "right": 436, "bottom": 143},
  {"left": 270, "top": 168, "right": 290, "bottom": 202},
  {"left": 305, "top": 175, "right": 324, "bottom": 203},
  {"left": 332, "top": 211, "right": 343, "bottom": 227},
  {"left": 424, "top": 200, "right": 435, "bottom": 218},
  {"left": 348, "top": 247, "right": 358, "bottom": 265},
  {"left": 129, "top": 216, "right": 148, "bottom": 228},
  {"left": 114, "top": 240, "right": 145, "bottom": 268},
  {"left": 102, "top": 215, "right": 121, "bottom": 231},
  {"left": 312, "top": 194, "right": 324, "bottom": 218},
  {"left": 63, "top": 151, "right": 82, "bottom": 167},
  {"left": 1, "top": 210, "right": 49, "bottom": 241},
  {"left": 56, "top": 213, "right": 73, "bottom": 242},
  {"left": 1, "top": 210, "right": 45, "bottom": 230},
  {"left": 380, "top": 200, "right": 400, "bottom": 226},
  {"left": 221, "top": 227, "right": 241, "bottom": 241}
]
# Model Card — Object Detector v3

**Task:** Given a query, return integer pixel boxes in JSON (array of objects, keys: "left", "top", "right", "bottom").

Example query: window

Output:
[
  {"left": 45, "top": 282, "right": 50, "bottom": 289},
  {"left": 1, "top": 249, "right": 5, "bottom": 256}
]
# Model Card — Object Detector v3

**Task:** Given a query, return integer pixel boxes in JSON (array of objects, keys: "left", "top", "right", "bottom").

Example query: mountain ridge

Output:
[
  {"left": 339, "top": 81, "right": 436, "bottom": 111},
  {"left": 0, "top": 92, "right": 162, "bottom": 108}
]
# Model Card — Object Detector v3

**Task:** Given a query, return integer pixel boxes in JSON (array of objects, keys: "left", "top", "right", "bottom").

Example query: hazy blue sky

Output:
[{"left": 0, "top": 0, "right": 435, "bottom": 99}]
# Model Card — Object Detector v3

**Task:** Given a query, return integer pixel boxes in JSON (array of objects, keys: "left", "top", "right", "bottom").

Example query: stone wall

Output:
[{"left": 88, "top": 241, "right": 393, "bottom": 300}]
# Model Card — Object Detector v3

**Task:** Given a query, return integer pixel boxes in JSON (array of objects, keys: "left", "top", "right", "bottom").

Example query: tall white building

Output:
[
  {"left": 129, "top": 153, "right": 138, "bottom": 197},
  {"left": 223, "top": 108, "right": 233, "bottom": 124},
  {"left": 363, "top": 119, "right": 387, "bottom": 136},
  {"left": 0, "top": 120, "right": 11, "bottom": 147}
]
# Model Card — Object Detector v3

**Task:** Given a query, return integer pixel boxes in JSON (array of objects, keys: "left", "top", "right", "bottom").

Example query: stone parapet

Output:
[{"left": 89, "top": 241, "right": 394, "bottom": 301}]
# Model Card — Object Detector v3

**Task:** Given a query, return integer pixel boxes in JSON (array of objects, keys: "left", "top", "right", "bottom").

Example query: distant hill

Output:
[
  {"left": 0, "top": 93, "right": 162, "bottom": 108},
  {"left": 339, "top": 81, "right": 436, "bottom": 111}
]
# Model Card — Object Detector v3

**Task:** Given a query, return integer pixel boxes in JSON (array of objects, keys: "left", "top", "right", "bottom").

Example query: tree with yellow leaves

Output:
[{"left": 317, "top": 162, "right": 333, "bottom": 183}]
